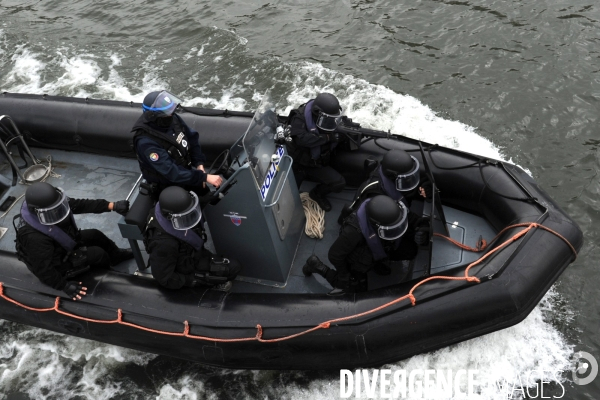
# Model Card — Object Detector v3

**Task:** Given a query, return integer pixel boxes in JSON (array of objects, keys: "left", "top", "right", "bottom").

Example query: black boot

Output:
[
  {"left": 302, "top": 255, "right": 332, "bottom": 277},
  {"left": 109, "top": 248, "right": 134, "bottom": 266},
  {"left": 309, "top": 187, "right": 332, "bottom": 212}
]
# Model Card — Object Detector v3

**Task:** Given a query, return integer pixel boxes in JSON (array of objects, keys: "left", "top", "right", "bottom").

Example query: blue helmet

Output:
[{"left": 142, "top": 90, "right": 183, "bottom": 117}]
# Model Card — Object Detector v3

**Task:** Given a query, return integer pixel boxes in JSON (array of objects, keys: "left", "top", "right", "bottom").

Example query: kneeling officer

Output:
[
  {"left": 340, "top": 149, "right": 431, "bottom": 224},
  {"left": 15, "top": 182, "right": 133, "bottom": 301},
  {"left": 303, "top": 195, "right": 420, "bottom": 293},
  {"left": 144, "top": 186, "right": 241, "bottom": 289}
]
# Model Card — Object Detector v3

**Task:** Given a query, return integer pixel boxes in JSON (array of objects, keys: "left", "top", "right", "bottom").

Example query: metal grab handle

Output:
[
  {"left": 0, "top": 115, "right": 40, "bottom": 164},
  {"left": 264, "top": 155, "right": 293, "bottom": 208},
  {"left": 0, "top": 115, "right": 41, "bottom": 184},
  {"left": 126, "top": 174, "right": 143, "bottom": 202}
]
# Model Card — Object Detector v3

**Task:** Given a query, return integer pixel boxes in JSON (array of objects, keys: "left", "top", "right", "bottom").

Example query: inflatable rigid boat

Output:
[{"left": 0, "top": 92, "right": 583, "bottom": 370}]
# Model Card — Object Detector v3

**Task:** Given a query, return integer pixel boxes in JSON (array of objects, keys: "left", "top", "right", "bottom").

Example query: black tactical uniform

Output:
[
  {"left": 326, "top": 213, "right": 418, "bottom": 291},
  {"left": 304, "top": 196, "right": 419, "bottom": 293},
  {"left": 339, "top": 149, "right": 429, "bottom": 225},
  {"left": 143, "top": 186, "right": 241, "bottom": 289},
  {"left": 15, "top": 198, "right": 131, "bottom": 291},
  {"left": 132, "top": 91, "right": 210, "bottom": 201},
  {"left": 286, "top": 93, "right": 346, "bottom": 211}
]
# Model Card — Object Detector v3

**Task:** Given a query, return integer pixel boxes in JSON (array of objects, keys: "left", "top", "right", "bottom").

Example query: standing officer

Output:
[
  {"left": 14, "top": 182, "right": 133, "bottom": 301},
  {"left": 132, "top": 90, "right": 223, "bottom": 201},
  {"left": 143, "top": 186, "right": 241, "bottom": 290},
  {"left": 286, "top": 93, "right": 346, "bottom": 212},
  {"left": 303, "top": 195, "right": 420, "bottom": 293}
]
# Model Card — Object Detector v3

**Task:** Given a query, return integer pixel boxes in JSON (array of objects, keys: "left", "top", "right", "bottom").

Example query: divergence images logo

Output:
[{"left": 572, "top": 351, "right": 598, "bottom": 386}]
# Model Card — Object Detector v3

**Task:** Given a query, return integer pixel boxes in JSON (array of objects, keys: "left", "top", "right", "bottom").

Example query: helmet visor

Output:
[
  {"left": 171, "top": 191, "right": 202, "bottom": 230},
  {"left": 395, "top": 156, "right": 420, "bottom": 192},
  {"left": 142, "top": 90, "right": 183, "bottom": 117},
  {"left": 315, "top": 112, "right": 342, "bottom": 131},
  {"left": 377, "top": 201, "right": 408, "bottom": 240},
  {"left": 36, "top": 187, "right": 70, "bottom": 225}
]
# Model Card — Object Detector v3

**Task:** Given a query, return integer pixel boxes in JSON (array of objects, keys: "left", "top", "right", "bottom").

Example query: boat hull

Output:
[{"left": 0, "top": 93, "right": 583, "bottom": 369}]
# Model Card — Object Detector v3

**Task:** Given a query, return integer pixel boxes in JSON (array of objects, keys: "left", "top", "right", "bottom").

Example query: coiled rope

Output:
[
  {"left": 0, "top": 222, "right": 577, "bottom": 343},
  {"left": 300, "top": 192, "right": 325, "bottom": 239}
]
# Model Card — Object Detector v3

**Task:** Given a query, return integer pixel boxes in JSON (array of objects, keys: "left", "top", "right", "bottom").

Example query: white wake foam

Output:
[{"left": 0, "top": 325, "right": 154, "bottom": 399}]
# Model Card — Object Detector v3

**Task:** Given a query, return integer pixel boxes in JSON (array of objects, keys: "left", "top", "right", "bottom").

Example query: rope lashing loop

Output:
[{"left": 0, "top": 222, "right": 577, "bottom": 343}]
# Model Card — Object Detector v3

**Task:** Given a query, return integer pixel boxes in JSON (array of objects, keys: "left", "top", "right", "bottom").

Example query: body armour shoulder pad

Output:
[{"left": 286, "top": 104, "right": 308, "bottom": 135}]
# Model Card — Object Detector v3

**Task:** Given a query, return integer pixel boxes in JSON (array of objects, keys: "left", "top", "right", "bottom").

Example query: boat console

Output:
[{"left": 202, "top": 94, "right": 305, "bottom": 286}]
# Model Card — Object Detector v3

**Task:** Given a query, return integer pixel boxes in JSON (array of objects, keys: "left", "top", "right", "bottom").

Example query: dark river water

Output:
[{"left": 0, "top": 0, "right": 598, "bottom": 399}]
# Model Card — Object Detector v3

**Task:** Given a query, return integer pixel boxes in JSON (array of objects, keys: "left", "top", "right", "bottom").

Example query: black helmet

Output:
[
  {"left": 312, "top": 93, "right": 342, "bottom": 131},
  {"left": 26, "top": 182, "right": 61, "bottom": 209},
  {"left": 381, "top": 150, "right": 420, "bottom": 192},
  {"left": 158, "top": 186, "right": 202, "bottom": 230},
  {"left": 313, "top": 93, "right": 341, "bottom": 116},
  {"left": 381, "top": 150, "right": 412, "bottom": 177},
  {"left": 25, "top": 182, "right": 71, "bottom": 225},
  {"left": 365, "top": 196, "right": 408, "bottom": 240}
]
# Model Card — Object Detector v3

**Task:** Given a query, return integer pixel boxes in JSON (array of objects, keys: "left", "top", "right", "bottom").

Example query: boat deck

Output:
[{"left": 0, "top": 148, "right": 496, "bottom": 295}]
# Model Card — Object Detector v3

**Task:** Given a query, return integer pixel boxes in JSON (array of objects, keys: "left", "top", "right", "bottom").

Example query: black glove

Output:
[
  {"left": 63, "top": 281, "right": 86, "bottom": 300},
  {"left": 113, "top": 200, "right": 130, "bottom": 216},
  {"left": 419, "top": 180, "right": 433, "bottom": 199},
  {"left": 327, "top": 133, "right": 340, "bottom": 144},
  {"left": 414, "top": 227, "right": 430, "bottom": 246}
]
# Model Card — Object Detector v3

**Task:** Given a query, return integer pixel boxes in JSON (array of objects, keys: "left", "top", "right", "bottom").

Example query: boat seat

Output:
[
  {"left": 124, "top": 190, "right": 153, "bottom": 236},
  {"left": 118, "top": 186, "right": 154, "bottom": 271}
]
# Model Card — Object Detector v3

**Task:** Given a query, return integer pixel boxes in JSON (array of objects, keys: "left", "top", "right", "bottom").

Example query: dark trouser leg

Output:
[
  {"left": 85, "top": 246, "right": 112, "bottom": 269},
  {"left": 80, "top": 229, "right": 129, "bottom": 267},
  {"left": 323, "top": 269, "right": 368, "bottom": 292},
  {"left": 304, "top": 166, "right": 345, "bottom": 195},
  {"left": 303, "top": 166, "right": 345, "bottom": 212},
  {"left": 291, "top": 164, "right": 307, "bottom": 188},
  {"left": 390, "top": 235, "right": 419, "bottom": 261},
  {"left": 303, "top": 255, "right": 365, "bottom": 291}
]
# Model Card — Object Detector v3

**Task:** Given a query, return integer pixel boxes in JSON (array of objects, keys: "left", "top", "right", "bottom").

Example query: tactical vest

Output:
[
  {"left": 14, "top": 202, "right": 79, "bottom": 268},
  {"left": 286, "top": 101, "right": 338, "bottom": 167},
  {"left": 18, "top": 201, "right": 78, "bottom": 251},
  {"left": 132, "top": 114, "right": 193, "bottom": 183},
  {"left": 143, "top": 206, "right": 205, "bottom": 272},
  {"left": 356, "top": 200, "right": 388, "bottom": 261}
]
